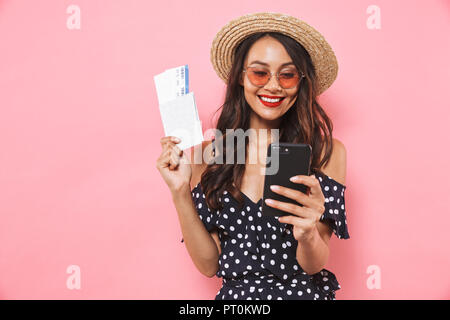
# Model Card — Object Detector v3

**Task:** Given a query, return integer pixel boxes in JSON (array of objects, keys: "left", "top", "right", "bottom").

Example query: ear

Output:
[{"left": 239, "top": 72, "right": 244, "bottom": 86}]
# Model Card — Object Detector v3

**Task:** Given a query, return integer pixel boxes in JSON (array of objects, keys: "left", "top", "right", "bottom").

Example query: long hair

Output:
[{"left": 201, "top": 32, "right": 334, "bottom": 212}]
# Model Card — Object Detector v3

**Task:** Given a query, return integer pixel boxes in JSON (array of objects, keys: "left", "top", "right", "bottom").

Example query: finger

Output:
[
  {"left": 168, "top": 151, "right": 180, "bottom": 170},
  {"left": 264, "top": 198, "right": 308, "bottom": 218},
  {"left": 278, "top": 214, "right": 308, "bottom": 226},
  {"left": 289, "top": 174, "right": 322, "bottom": 196},
  {"left": 160, "top": 136, "right": 181, "bottom": 148},
  {"left": 269, "top": 184, "right": 315, "bottom": 208},
  {"left": 156, "top": 149, "right": 172, "bottom": 169},
  {"left": 172, "top": 144, "right": 182, "bottom": 157}
]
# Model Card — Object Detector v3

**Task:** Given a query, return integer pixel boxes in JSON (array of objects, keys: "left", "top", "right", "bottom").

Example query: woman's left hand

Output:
[{"left": 264, "top": 174, "right": 325, "bottom": 243}]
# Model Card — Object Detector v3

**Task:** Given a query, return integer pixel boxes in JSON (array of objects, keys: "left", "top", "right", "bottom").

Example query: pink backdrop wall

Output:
[{"left": 1, "top": 0, "right": 449, "bottom": 299}]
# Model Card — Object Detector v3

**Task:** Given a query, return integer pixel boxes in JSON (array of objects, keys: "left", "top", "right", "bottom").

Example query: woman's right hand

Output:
[{"left": 156, "top": 136, "right": 192, "bottom": 193}]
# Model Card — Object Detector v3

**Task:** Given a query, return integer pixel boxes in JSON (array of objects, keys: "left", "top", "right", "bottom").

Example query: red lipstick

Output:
[{"left": 258, "top": 95, "right": 285, "bottom": 108}]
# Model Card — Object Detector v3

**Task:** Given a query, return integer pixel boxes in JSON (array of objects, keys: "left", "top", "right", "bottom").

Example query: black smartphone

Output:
[{"left": 261, "top": 142, "right": 312, "bottom": 217}]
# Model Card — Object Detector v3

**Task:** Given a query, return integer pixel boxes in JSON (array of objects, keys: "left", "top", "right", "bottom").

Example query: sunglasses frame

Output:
[{"left": 242, "top": 66, "right": 305, "bottom": 89}]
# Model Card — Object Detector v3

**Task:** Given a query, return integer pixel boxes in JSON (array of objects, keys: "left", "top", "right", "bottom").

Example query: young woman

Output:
[{"left": 156, "top": 12, "right": 349, "bottom": 300}]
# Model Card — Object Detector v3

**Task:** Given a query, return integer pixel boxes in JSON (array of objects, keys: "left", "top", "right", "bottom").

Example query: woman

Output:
[{"left": 156, "top": 12, "right": 349, "bottom": 300}]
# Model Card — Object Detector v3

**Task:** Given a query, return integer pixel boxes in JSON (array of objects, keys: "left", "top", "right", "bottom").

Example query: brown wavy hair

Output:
[{"left": 200, "top": 32, "right": 334, "bottom": 212}]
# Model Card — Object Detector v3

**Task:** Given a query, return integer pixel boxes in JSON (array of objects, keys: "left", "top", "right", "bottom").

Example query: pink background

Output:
[{"left": 1, "top": 0, "right": 449, "bottom": 299}]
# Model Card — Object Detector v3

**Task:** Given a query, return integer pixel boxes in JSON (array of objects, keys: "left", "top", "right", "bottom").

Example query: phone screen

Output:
[{"left": 261, "top": 143, "right": 312, "bottom": 217}]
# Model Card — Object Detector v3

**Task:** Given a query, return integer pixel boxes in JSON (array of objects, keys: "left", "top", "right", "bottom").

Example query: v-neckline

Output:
[
  {"left": 238, "top": 190, "right": 263, "bottom": 207},
  {"left": 232, "top": 182, "right": 263, "bottom": 207},
  {"left": 212, "top": 138, "right": 263, "bottom": 207}
]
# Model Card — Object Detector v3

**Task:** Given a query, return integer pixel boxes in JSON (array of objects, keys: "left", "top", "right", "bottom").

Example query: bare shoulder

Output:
[
  {"left": 189, "top": 139, "right": 214, "bottom": 189},
  {"left": 320, "top": 138, "right": 347, "bottom": 186}
]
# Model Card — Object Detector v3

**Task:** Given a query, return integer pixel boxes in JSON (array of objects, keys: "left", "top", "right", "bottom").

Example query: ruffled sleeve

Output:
[
  {"left": 181, "top": 182, "right": 217, "bottom": 243},
  {"left": 317, "top": 173, "right": 350, "bottom": 239}
]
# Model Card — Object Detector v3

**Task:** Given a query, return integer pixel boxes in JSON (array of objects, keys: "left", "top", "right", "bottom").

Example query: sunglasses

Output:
[{"left": 243, "top": 66, "right": 305, "bottom": 89}]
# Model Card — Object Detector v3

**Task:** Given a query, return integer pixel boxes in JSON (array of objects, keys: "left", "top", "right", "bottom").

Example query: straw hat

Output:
[{"left": 210, "top": 12, "right": 338, "bottom": 95}]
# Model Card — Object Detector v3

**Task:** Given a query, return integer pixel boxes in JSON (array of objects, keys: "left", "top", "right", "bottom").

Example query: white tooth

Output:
[{"left": 260, "top": 96, "right": 281, "bottom": 103}]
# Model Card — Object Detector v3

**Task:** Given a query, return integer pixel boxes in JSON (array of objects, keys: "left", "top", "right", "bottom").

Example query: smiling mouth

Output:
[
  {"left": 257, "top": 95, "right": 286, "bottom": 107},
  {"left": 258, "top": 95, "right": 285, "bottom": 103}
]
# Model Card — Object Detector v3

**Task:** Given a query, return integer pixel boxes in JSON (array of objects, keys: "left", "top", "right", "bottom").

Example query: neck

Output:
[{"left": 248, "top": 110, "right": 280, "bottom": 147}]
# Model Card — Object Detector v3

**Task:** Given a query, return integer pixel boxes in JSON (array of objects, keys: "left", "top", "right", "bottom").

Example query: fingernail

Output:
[
  {"left": 265, "top": 199, "right": 273, "bottom": 204},
  {"left": 270, "top": 185, "right": 279, "bottom": 190},
  {"left": 289, "top": 176, "right": 298, "bottom": 182},
  {"left": 174, "top": 137, "right": 181, "bottom": 142}
]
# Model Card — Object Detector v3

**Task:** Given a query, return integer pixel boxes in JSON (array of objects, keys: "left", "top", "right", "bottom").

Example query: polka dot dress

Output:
[{"left": 187, "top": 142, "right": 350, "bottom": 300}]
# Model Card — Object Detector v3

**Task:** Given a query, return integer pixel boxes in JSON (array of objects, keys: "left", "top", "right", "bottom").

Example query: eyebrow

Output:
[{"left": 248, "top": 60, "right": 295, "bottom": 67}]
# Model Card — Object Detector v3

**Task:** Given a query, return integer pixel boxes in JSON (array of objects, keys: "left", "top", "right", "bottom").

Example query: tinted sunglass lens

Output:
[{"left": 248, "top": 70, "right": 269, "bottom": 86}]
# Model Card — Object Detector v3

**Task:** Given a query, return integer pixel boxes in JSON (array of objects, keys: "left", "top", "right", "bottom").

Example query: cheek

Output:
[{"left": 243, "top": 84, "right": 259, "bottom": 100}]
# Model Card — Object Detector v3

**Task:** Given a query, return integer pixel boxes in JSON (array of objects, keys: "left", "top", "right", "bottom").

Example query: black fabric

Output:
[{"left": 186, "top": 140, "right": 349, "bottom": 300}]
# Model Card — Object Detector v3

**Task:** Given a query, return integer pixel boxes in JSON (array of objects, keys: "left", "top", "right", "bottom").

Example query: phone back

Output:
[{"left": 261, "top": 143, "right": 312, "bottom": 217}]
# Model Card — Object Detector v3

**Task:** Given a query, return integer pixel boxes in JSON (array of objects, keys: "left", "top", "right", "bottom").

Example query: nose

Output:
[{"left": 264, "top": 73, "right": 282, "bottom": 92}]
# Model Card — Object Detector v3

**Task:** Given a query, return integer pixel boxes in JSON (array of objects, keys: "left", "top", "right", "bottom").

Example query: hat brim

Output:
[{"left": 210, "top": 12, "right": 338, "bottom": 95}]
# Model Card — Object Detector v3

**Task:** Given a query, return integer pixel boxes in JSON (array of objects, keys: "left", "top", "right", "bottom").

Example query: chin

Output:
[{"left": 254, "top": 107, "right": 284, "bottom": 120}]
